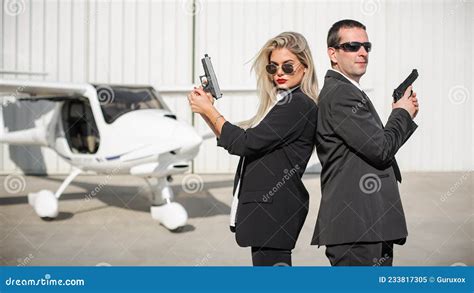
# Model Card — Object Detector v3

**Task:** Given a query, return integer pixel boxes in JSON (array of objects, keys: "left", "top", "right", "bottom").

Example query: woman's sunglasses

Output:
[
  {"left": 333, "top": 42, "right": 372, "bottom": 52},
  {"left": 265, "top": 62, "right": 301, "bottom": 75}
]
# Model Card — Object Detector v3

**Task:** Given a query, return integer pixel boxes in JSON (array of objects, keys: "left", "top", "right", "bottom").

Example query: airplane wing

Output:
[
  {"left": 0, "top": 79, "right": 97, "bottom": 146},
  {"left": 0, "top": 79, "right": 94, "bottom": 101}
]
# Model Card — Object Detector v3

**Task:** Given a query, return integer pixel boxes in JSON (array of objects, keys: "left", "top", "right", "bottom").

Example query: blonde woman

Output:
[{"left": 188, "top": 32, "right": 318, "bottom": 266}]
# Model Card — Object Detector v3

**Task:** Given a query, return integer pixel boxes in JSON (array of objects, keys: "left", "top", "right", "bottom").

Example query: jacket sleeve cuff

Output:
[
  {"left": 395, "top": 108, "right": 418, "bottom": 132},
  {"left": 391, "top": 108, "right": 418, "bottom": 141},
  {"left": 216, "top": 121, "right": 234, "bottom": 148}
]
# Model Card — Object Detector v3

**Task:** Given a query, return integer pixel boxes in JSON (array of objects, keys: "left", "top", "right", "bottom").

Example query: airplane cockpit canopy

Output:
[{"left": 96, "top": 86, "right": 166, "bottom": 124}]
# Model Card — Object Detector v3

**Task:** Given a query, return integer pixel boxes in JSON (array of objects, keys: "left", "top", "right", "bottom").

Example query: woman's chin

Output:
[{"left": 275, "top": 83, "right": 289, "bottom": 90}]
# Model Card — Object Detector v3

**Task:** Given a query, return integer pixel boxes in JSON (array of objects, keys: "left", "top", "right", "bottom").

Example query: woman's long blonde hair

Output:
[{"left": 240, "top": 31, "right": 319, "bottom": 129}]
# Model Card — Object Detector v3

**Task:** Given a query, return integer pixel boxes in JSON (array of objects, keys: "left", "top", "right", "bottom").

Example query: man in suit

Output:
[{"left": 311, "top": 19, "right": 420, "bottom": 266}]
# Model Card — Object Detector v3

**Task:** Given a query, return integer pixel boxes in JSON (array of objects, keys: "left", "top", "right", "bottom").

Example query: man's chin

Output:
[
  {"left": 358, "top": 64, "right": 367, "bottom": 72},
  {"left": 356, "top": 68, "right": 367, "bottom": 78}
]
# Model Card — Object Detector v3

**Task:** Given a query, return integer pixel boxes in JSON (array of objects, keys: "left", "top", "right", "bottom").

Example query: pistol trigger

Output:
[{"left": 200, "top": 76, "right": 209, "bottom": 88}]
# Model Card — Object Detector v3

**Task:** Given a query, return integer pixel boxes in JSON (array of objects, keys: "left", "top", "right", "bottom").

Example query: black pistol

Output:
[
  {"left": 200, "top": 54, "right": 222, "bottom": 99},
  {"left": 392, "top": 69, "right": 418, "bottom": 103}
]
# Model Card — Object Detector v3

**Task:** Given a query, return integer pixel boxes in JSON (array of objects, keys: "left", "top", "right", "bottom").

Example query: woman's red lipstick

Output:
[{"left": 276, "top": 79, "right": 287, "bottom": 84}]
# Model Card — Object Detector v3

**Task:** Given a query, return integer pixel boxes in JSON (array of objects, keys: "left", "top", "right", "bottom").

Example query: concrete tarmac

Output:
[{"left": 0, "top": 172, "right": 472, "bottom": 266}]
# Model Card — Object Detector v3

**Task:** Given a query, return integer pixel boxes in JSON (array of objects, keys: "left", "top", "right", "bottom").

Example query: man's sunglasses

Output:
[
  {"left": 333, "top": 42, "right": 372, "bottom": 52},
  {"left": 265, "top": 63, "right": 301, "bottom": 75}
]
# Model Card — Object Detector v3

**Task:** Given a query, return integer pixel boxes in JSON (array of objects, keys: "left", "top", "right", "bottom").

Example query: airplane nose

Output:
[{"left": 178, "top": 123, "right": 203, "bottom": 154}]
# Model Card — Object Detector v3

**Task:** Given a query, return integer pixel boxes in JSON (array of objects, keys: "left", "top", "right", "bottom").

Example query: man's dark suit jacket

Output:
[
  {"left": 311, "top": 70, "right": 418, "bottom": 246},
  {"left": 218, "top": 87, "right": 318, "bottom": 249}
]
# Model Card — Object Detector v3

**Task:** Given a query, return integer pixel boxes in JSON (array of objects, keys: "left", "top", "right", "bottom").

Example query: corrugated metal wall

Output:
[{"left": 1, "top": 0, "right": 473, "bottom": 174}]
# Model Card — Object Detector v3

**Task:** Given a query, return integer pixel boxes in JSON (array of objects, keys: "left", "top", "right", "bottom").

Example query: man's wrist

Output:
[{"left": 394, "top": 107, "right": 414, "bottom": 120}]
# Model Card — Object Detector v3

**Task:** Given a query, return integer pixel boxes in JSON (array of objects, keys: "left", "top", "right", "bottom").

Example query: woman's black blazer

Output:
[{"left": 217, "top": 87, "right": 318, "bottom": 249}]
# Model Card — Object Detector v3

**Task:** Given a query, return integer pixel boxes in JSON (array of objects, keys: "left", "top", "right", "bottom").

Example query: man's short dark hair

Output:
[{"left": 327, "top": 19, "right": 366, "bottom": 48}]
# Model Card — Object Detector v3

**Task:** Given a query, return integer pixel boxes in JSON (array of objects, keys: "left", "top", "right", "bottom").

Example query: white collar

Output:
[{"left": 330, "top": 68, "right": 363, "bottom": 91}]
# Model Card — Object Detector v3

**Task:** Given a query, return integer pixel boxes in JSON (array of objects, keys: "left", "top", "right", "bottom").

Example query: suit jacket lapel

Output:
[
  {"left": 361, "top": 91, "right": 384, "bottom": 128},
  {"left": 326, "top": 70, "right": 384, "bottom": 128}
]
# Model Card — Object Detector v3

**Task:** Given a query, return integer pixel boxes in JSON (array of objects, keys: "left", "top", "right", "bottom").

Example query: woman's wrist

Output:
[
  {"left": 204, "top": 106, "right": 220, "bottom": 121},
  {"left": 213, "top": 115, "right": 225, "bottom": 126}
]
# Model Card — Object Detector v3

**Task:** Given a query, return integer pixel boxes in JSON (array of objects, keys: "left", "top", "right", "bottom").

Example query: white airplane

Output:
[{"left": 0, "top": 79, "right": 205, "bottom": 231}]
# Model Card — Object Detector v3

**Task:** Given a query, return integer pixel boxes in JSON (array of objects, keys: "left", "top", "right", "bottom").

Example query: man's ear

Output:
[{"left": 328, "top": 47, "right": 337, "bottom": 65}]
